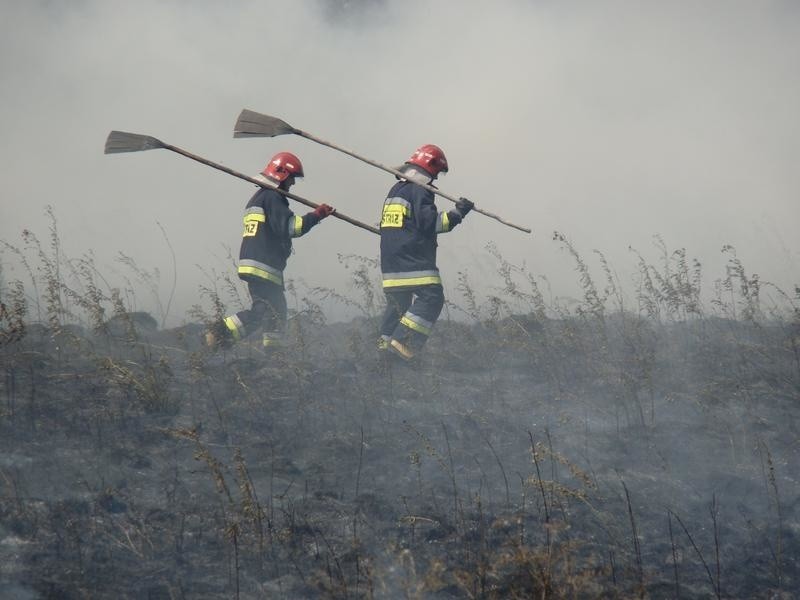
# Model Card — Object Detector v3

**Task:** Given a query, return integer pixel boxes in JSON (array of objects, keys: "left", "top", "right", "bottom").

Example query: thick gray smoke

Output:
[
  {"left": 1, "top": 0, "right": 798, "bottom": 323},
  {"left": 1, "top": 4, "right": 799, "bottom": 596}
]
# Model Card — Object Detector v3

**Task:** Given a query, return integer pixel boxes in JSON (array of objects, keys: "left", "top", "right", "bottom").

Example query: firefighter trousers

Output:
[
  {"left": 380, "top": 284, "right": 444, "bottom": 352},
  {"left": 224, "top": 280, "right": 287, "bottom": 345}
]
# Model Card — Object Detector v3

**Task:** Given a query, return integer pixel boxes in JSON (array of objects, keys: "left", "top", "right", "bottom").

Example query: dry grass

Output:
[{"left": 0, "top": 212, "right": 797, "bottom": 598}]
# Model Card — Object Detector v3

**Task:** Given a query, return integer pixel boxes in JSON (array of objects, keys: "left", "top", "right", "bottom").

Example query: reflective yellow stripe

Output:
[
  {"left": 243, "top": 214, "right": 266, "bottom": 223},
  {"left": 262, "top": 334, "right": 282, "bottom": 348},
  {"left": 400, "top": 315, "right": 432, "bottom": 336},
  {"left": 294, "top": 215, "right": 303, "bottom": 237},
  {"left": 382, "top": 275, "right": 442, "bottom": 288},
  {"left": 383, "top": 198, "right": 412, "bottom": 214},
  {"left": 238, "top": 265, "right": 283, "bottom": 285},
  {"left": 223, "top": 316, "right": 244, "bottom": 341},
  {"left": 439, "top": 211, "right": 450, "bottom": 232}
]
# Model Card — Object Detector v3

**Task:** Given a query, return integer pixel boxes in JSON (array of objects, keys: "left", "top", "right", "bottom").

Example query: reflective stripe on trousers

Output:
[
  {"left": 382, "top": 270, "right": 441, "bottom": 288},
  {"left": 399, "top": 311, "right": 434, "bottom": 336},
  {"left": 238, "top": 259, "right": 284, "bottom": 286},
  {"left": 224, "top": 314, "right": 246, "bottom": 340}
]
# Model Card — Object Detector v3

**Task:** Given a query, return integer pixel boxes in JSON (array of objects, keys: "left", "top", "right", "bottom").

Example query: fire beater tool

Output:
[
  {"left": 104, "top": 130, "right": 379, "bottom": 235},
  {"left": 233, "top": 109, "right": 531, "bottom": 234}
]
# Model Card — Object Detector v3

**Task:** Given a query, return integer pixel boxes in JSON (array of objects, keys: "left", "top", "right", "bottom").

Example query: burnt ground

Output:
[{"left": 1, "top": 309, "right": 798, "bottom": 599}]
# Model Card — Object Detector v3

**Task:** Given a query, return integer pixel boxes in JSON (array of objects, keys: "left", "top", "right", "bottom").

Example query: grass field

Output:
[{"left": 1, "top": 220, "right": 798, "bottom": 598}]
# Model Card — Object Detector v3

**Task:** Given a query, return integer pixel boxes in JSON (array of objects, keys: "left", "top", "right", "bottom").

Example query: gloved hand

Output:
[
  {"left": 455, "top": 197, "right": 474, "bottom": 217},
  {"left": 312, "top": 203, "right": 336, "bottom": 219}
]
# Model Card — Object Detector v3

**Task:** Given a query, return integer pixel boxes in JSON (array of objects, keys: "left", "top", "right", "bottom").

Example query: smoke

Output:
[{"left": 1, "top": 0, "right": 798, "bottom": 323}]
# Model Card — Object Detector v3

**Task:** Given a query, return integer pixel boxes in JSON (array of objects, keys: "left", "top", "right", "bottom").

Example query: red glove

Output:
[{"left": 312, "top": 204, "right": 335, "bottom": 219}]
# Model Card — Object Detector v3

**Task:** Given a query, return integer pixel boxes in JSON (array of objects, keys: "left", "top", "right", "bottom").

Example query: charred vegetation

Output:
[{"left": 1, "top": 215, "right": 798, "bottom": 598}]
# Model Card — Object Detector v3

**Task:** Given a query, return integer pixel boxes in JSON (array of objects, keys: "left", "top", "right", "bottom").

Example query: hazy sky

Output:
[{"left": 1, "top": 0, "right": 798, "bottom": 323}]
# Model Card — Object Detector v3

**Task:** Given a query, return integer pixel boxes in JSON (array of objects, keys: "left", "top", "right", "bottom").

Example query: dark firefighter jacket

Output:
[
  {"left": 237, "top": 187, "right": 322, "bottom": 288},
  {"left": 379, "top": 180, "right": 463, "bottom": 290}
]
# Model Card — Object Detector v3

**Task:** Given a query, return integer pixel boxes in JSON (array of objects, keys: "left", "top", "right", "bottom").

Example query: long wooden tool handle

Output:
[
  {"left": 162, "top": 143, "right": 379, "bottom": 235},
  {"left": 291, "top": 127, "right": 531, "bottom": 234}
]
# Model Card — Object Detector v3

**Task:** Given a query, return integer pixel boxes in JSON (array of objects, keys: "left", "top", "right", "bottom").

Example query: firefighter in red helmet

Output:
[
  {"left": 378, "top": 144, "right": 474, "bottom": 360},
  {"left": 205, "top": 152, "right": 335, "bottom": 349}
]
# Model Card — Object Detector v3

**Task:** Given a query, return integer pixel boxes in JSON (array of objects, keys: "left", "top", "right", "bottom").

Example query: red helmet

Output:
[
  {"left": 406, "top": 144, "right": 448, "bottom": 177},
  {"left": 262, "top": 152, "right": 304, "bottom": 183}
]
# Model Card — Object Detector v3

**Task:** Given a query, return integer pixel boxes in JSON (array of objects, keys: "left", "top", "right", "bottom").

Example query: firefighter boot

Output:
[
  {"left": 389, "top": 338, "right": 415, "bottom": 361},
  {"left": 377, "top": 335, "right": 391, "bottom": 352}
]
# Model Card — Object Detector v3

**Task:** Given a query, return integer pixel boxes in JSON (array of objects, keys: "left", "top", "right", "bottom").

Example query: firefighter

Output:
[
  {"left": 205, "top": 152, "right": 334, "bottom": 349},
  {"left": 378, "top": 144, "right": 474, "bottom": 360}
]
